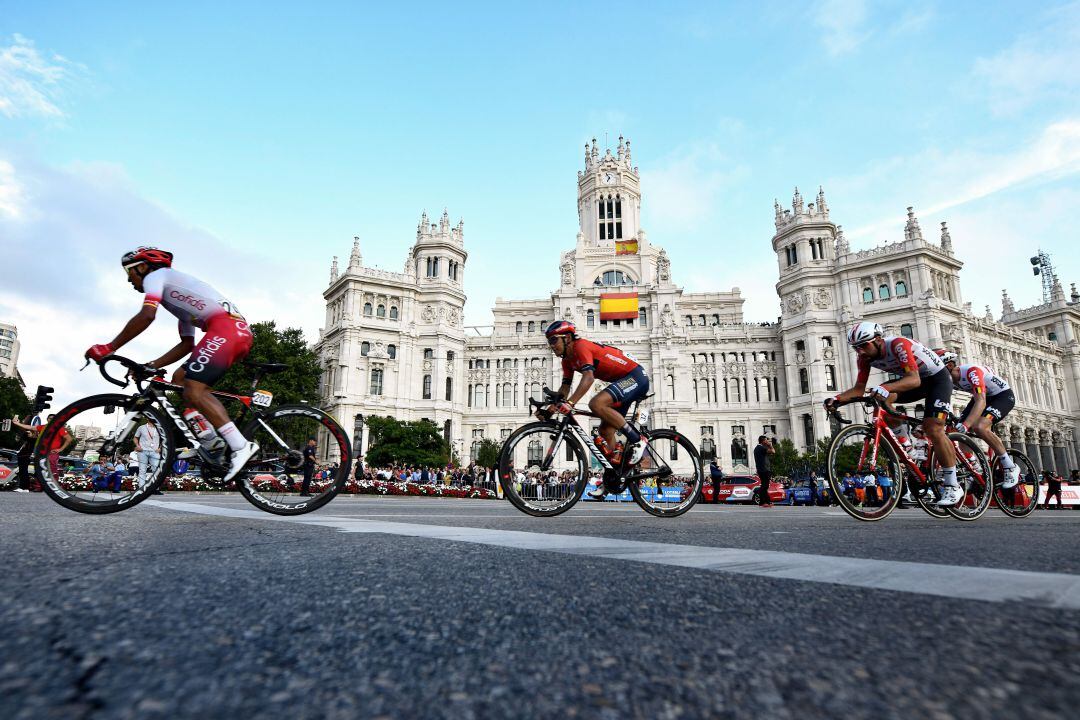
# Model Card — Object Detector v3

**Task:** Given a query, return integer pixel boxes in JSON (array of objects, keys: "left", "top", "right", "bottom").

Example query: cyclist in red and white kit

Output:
[
  {"left": 825, "top": 321, "right": 963, "bottom": 506},
  {"left": 936, "top": 349, "right": 1020, "bottom": 489},
  {"left": 84, "top": 247, "right": 257, "bottom": 481}
]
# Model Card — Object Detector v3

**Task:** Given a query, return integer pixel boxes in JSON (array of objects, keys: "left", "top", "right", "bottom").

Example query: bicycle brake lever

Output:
[{"left": 80, "top": 359, "right": 91, "bottom": 371}]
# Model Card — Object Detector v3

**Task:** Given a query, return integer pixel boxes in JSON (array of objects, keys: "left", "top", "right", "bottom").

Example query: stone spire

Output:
[
  {"left": 1051, "top": 275, "right": 1066, "bottom": 302},
  {"left": 590, "top": 137, "right": 599, "bottom": 162},
  {"left": 904, "top": 207, "right": 924, "bottom": 243},
  {"left": 774, "top": 199, "right": 782, "bottom": 229},
  {"left": 1071, "top": 283, "right": 1079, "bottom": 304},
  {"left": 419, "top": 210, "right": 429, "bottom": 233},
  {"left": 984, "top": 305, "right": 995, "bottom": 322},
  {"left": 835, "top": 225, "right": 849, "bottom": 255},
  {"left": 440, "top": 208, "right": 450, "bottom": 232},
  {"left": 349, "top": 236, "right": 361, "bottom": 269},
  {"left": 939, "top": 222, "right": 953, "bottom": 253},
  {"left": 584, "top": 142, "right": 591, "bottom": 169},
  {"left": 1001, "top": 289, "right": 1015, "bottom": 315},
  {"left": 617, "top": 135, "right": 625, "bottom": 161},
  {"left": 329, "top": 256, "right": 339, "bottom": 283},
  {"left": 793, "top": 187, "right": 804, "bottom": 215},
  {"left": 624, "top": 138, "right": 631, "bottom": 165},
  {"left": 816, "top": 186, "right": 828, "bottom": 216}
]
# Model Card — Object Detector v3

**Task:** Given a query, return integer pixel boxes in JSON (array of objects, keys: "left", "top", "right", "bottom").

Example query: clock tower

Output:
[{"left": 577, "top": 136, "right": 642, "bottom": 246}]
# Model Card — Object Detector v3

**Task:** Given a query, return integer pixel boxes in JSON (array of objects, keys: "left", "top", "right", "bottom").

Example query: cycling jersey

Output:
[
  {"left": 954, "top": 364, "right": 1010, "bottom": 397},
  {"left": 141, "top": 268, "right": 244, "bottom": 338},
  {"left": 561, "top": 339, "right": 640, "bottom": 383},
  {"left": 855, "top": 335, "right": 945, "bottom": 384}
]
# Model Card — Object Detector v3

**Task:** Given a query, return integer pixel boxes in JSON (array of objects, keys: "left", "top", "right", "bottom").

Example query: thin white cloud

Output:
[
  {"left": 641, "top": 140, "right": 748, "bottom": 234},
  {"left": 0, "top": 159, "right": 25, "bottom": 218},
  {"left": 972, "top": 2, "right": 1080, "bottom": 115},
  {"left": 813, "top": 0, "right": 871, "bottom": 56},
  {"left": 844, "top": 119, "right": 1080, "bottom": 243},
  {"left": 0, "top": 33, "right": 84, "bottom": 119}
]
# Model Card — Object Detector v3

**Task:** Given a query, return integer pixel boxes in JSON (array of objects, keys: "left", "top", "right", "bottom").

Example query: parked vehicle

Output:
[{"left": 699, "top": 474, "right": 785, "bottom": 504}]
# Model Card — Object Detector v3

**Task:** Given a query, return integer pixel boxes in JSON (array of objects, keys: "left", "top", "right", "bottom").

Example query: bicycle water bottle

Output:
[{"left": 183, "top": 409, "right": 221, "bottom": 450}]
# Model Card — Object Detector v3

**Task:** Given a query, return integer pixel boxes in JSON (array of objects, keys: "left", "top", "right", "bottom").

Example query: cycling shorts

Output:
[
  {"left": 603, "top": 366, "right": 650, "bottom": 416},
  {"left": 962, "top": 390, "right": 1015, "bottom": 423},
  {"left": 182, "top": 313, "right": 253, "bottom": 386},
  {"left": 894, "top": 368, "right": 953, "bottom": 421}
]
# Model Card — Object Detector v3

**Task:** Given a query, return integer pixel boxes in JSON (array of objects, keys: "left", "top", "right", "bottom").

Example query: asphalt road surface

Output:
[{"left": 2, "top": 493, "right": 1078, "bottom": 719}]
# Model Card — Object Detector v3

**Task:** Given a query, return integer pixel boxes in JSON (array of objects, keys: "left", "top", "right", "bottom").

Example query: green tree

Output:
[
  {"left": 215, "top": 322, "right": 322, "bottom": 407},
  {"left": 364, "top": 416, "right": 450, "bottom": 468},
  {"left": 475, "top": 438, "right": 501, "bottom": 468},
  {"left": 0, "top": 377, "right": 32, "bottom": 450},
  {"left": 769, "top": 437, "right": 801, "bottom": 478}
]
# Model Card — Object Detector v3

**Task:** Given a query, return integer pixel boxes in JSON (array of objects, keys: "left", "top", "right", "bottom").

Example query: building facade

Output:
[
  {"left": 0, "top": 322, "right": 21, "bottom": 382},
  {"left": 315, "top": 138, "right": 1080, "bottom": 474}
]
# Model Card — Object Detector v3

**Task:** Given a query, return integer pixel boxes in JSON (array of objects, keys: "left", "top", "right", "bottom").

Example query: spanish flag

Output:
[
  {"left": 615, "top": 239, "right": 639, "bottom": 255},
  {"left": 599, "top": 292, "right": 639, "bottom": 320}
]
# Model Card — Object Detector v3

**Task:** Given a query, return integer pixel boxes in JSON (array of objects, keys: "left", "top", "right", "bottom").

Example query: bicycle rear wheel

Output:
[
  {"left": 238, "top": 405, "right": 352, "bottom": 515},
  {"left": 627, "top": 429, "right": 702, "bottom": 517},
  {"left": 936, "top": 433, "right": 993, "bottom": 521},
  {"left": 498, "top": 422, "right": 588, "bottom": 517},
  {"left": 994, "top": 449, "right": 1039, "bottom": 518},
  {"left": 825, "top": 424, "right": 903, "bottom": 521},
  {"left": 34, "top": 394, "right": 173, "bottom": 514}
]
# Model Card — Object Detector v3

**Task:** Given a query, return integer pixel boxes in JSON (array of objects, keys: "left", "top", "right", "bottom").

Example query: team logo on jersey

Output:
[
  {"left": 169, "top": 290, "right": 207, "bottom": 312},
  {"left": 188, "top": 335, "right": 229, "bottom": 373}
]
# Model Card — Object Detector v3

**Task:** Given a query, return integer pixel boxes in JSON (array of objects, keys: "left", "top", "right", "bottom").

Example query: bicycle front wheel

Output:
[
  {"left": 34, "top": 394, "right": 174, "bottom": 514},
  {"left": 994, "top": 449, "right": 1039, "bottom": 518},
  {"left": 627, "top": 429, "right": 703, "bottom": 517},
  {"left": 238, "top": 405, "right": 352, "bottom": 515},
  {"left": 498, "top": 422, "right": 589, "bottom": 517},
  {"left": 826, "top": 424, "right": 903, "bottom": 521}
]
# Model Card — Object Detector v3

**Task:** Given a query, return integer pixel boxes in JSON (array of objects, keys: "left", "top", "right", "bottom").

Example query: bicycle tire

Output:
[
  {"left": 936, "top": 433, "right": 993, "bottom": 521},
  {"left": 825, "top": 424, "right": 903, "bottom": 522},
  {"left": 908, "top": 470, "right": 950, "bottom": 518},
  {"left": 498, "top": 421, "right": 588, "bottom": 517},
  {"left": 34, "top": 394, "right": 173, "bottom": 515},
  {"left": 993, "top": 449, "right": 1039, "bottom": 518},
  {"left": 238, "top": 404, "right": 352, "bottom": 515},
  {"left": 627, "top": 428, "right": 702, "bottom": 517}
]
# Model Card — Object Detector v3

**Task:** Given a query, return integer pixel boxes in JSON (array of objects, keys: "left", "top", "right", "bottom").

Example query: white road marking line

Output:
[{"left": 148, "top": 500, "right": 1080, "bottom": 610}]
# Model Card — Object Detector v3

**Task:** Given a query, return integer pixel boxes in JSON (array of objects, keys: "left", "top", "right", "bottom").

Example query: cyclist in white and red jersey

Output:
[
  {"left": 937, "top": 349, "right": 1020, "bottom": 489},
  {"left": 825, "top": 321, "right": 963, "bottom": 506},
  {"left": 543, "top": 320, "right": 650, "bottom": 493},
  {"left": 84, "top": 247, "right": 257, "bottom": 481}
]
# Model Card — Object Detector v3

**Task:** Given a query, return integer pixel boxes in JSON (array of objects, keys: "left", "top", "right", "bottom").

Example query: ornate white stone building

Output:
[{"left": 315, "top": 138, "right": 1080, "bottom": 474}]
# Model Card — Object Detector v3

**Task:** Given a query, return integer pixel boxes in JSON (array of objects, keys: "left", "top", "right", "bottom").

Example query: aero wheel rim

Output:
[
  {"left": 501, "top": 427, "right": 587, "bottom": 513},
  {"left": 240, "top": 409, "right": 348, "bottom": 511},
  {"left": 829, "top": 428, "right": 901, "bottom": 521},
  {"left": 38, "top": 398, "right": 170, "bottom": 510},
  {"left": 634, "top": 435, "right": 701, "bottom": 513}
]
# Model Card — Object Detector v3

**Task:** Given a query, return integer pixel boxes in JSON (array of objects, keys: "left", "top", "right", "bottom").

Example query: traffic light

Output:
[{"left": 33, "top": 385, "right": 54, "bottom": 413}]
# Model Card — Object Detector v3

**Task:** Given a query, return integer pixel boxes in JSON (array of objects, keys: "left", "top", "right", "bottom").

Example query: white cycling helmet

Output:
[
  {"left": 847, "top": 321, "right": 883, "bottom": 346},
  {"left": 935, "top": 348, "right": 959, "bottom": 365}
]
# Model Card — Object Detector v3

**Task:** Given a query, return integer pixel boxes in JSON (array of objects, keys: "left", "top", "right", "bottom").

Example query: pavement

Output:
[{"left": 2, "top": 493, "right": 1078, "bottom": 719}]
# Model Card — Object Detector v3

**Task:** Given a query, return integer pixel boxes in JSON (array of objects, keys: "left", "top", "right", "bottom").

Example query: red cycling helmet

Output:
[
  {"left": 121, "top": 246, "right": 173, "bottom": 269},
  {"left": 544, "top": 320, "right": 576, "bottom": 338}
]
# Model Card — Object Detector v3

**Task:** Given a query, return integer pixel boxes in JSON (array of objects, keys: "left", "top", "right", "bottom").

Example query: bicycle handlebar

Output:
[
  {"left": 88, "top": 354, "right": 165, "bottom": 389},
  {"left": 824, "top": 394, "right": 918, "bottom": 425}
]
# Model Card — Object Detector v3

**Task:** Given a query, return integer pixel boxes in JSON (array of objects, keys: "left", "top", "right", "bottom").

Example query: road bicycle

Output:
[
  {"left": 824, "top": 396, "right": 992, "bottom": 522},
  {"left": 498, "top": 388, "right": 703, "bottom": 517},
  {"left": 33, "top": 355, "right": 352, "bottom": 516},
  {"left": 938, "top": 410, "right": 1039, "bottom": 519}
]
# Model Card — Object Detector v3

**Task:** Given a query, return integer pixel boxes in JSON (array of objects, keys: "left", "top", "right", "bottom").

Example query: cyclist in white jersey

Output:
[
  {"left": 937, "top": 350, "right": 1020, "bottom": 489},
  {"left": 84, "top": 247, "right": 257, "bottom": 481},
  {"left": 825, "top": 321, "right": 962, "bottom": 507}
]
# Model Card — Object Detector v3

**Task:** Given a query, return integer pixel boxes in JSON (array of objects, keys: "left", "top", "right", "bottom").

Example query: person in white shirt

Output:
[{"left": 134, "top": 421, "right": 162, "bottom": 490}]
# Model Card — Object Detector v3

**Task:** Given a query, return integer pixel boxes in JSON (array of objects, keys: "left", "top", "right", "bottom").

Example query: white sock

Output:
[
  {"left": 941, "top": 467, "right": 958, "bottom": 487},
  {"left": 999, "top": 453, "right": 1015, "bottom": 469},
  {"left": 218, "top": 422, "right": 247, "bottom": 451}
]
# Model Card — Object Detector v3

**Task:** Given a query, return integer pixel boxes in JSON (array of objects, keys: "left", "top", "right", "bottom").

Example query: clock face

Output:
[{"left": 604, "top": 173, "right": 615, "bottom": 184}]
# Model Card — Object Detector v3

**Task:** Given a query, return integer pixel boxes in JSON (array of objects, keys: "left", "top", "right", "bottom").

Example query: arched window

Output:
[
  {"left": 388, "top": 344, "right": 396, "bottom": 359},
  {"left": 528, "top": 438, "right": 542, "bottom": 465},
  {"left": 862, "top": 288, "right": 873, "bottom": 303},
  {"left": 445, "top": 377, "right": 453, "bottom": 401},
  {"left": 363, "top": 302, "right": 373, "bottom": 316},
  {"left": 422, "top": 375, "right": 432, "bottom": 399},
  {"left": 698, "top": 314, "right": 706, "bottom": 326},
  {"left": 595, "top": 270, "right": 633, "bottom": 286},
  {"left": 900, "top": 324, "right": 913, "bottom": 339},
  {"left": 447, "top": 350, "right": 455, "bottom": 362},
  {"left": 361, "top": 342, "right": 370, "bottom": 356},
  {"left": 424, "top": 348, "right": 434, "bottom": 359},
  {"left": 895, "top": 281, "right": 908, "bottom": 297},
  {"left": 389, "top": 306, "right": 399, "bottom": 320},
  {"left": 587, "top": 310, "right": 595, "bottom": 328},
  {"left": 528, "top": 321, "right": 535, "bottom": 333},
  {"left": 666, "top": 374, "right": 676, "bottom": 400},
  {"left": 376, "top": 304, "right": 386, "bottom": 318},
  {"left": 515, "top": 321, "right": 522, "bottom": 333},
  {"left": 639, "top": 309, "right": 647, "bottom": 327},
  {"left": 369, "top": 368, "right": 383, "bottom": 396},
  {"left": 878, "top": 284, "right": 891, "bottom": 300}
]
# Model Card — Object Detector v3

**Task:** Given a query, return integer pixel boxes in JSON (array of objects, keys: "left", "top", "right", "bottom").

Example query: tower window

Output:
[
  {"left": 376, "top": 304, "right": 386, "bottom": 318},
  {"left": 879, "top": 284, "right": 891, "bottom": 300},
  {"left": 361, "top": 342, "right": 370, "bottom": 356},
  {"left": 862, "top": 287, "right": 873, "bottom": 303},
  {"left": 900, "top": 323, "right": 913, "bottom": 339},
  {"left": 369, "top": 367, "right": 383, "bottom": 396},
  {"left": 528, "top": 321, "right": 535, "bottom": 333},
  {"left": 363, "top": 302, "right": 373, "bottom": 316},
  {"left": 639, "top": 309, "right": 647, "bottom": 327},
  {"left": 389, "top": 306, "right": 399, "bottom": 320},
  {"left": 895, "top": 280, "right": 908, "bottom": 297},
  {"left": 587, "top": 310, "right": 595, "bottom": 328},
  {"left": 516, "top": 321, "right": 522, "bottom": 333},
  {"left": 597, "top": 194, "right": 623, "bottom": 240},
  {"left": 424, "top": 348, "right": 434, "bottom": 359},
  {"left": 423, "top": 374, "right": 432, "bottom": 399},
  {"left": 388, "top": 344, "right": 396, "bottom": 359}
]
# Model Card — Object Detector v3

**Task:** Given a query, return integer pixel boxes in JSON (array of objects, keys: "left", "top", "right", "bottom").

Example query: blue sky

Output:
[{"left": 2, "top": 1, "right": 1079, "bottom": 406}]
